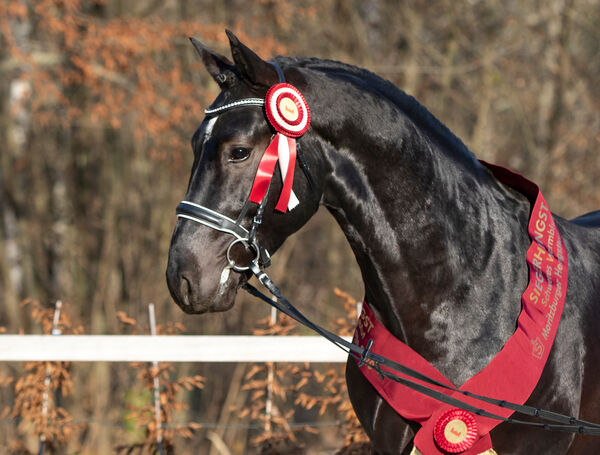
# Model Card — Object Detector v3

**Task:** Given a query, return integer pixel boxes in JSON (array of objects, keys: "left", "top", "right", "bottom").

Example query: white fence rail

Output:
[{"left": 0, "top": 335, "right": 351, "bottom": 363}]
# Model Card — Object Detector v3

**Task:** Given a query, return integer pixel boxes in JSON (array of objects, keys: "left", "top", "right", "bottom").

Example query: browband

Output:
[{"left": 204, "top": 98, "right": 264, "bottom": 116}]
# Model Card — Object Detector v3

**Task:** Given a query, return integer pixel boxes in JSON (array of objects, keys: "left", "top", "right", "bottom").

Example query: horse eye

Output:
[{"left": 228, "top": 147, "right": 251, "bottom": 163}]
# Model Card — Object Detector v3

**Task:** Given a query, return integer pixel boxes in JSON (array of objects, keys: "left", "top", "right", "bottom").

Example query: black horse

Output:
[{"left": 166, "top": 32, "right": 600, "bottom": 454}]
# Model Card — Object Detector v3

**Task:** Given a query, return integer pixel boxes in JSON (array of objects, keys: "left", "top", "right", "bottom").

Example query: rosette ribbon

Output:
[
  {"left": 247, "top": 83, "right": 310, "bottom": 213},
  {"left": 248, "top": 133, "right": 299, "bottom": 212}
]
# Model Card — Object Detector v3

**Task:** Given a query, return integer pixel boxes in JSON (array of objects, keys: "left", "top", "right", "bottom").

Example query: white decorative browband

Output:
[{"left": 204, "top": 98, "right": 264, "bottom": 115}]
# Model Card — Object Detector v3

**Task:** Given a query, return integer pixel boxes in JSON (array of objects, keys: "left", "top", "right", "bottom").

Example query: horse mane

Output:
[{"left": 276, "top": 56, "right": 478, "bottom": 165}]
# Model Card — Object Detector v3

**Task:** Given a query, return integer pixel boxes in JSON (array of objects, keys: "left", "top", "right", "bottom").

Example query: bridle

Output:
[
  {"left": 176, "top": 62, "right": 317, "bottom": 272},
  {"left": 174, "top": 63, "right": 600, "bottom": 439}
]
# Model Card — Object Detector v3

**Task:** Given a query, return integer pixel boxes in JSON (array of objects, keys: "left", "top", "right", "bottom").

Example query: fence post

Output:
[
  {"left": 148, "top": 303, "right": 165, "bottom": 455},
  {"left": 38, "top": 300, "right": 62, "bottom": 455},
  {"left": 264, "top": 303, "right": 277, "bottom": 434}
]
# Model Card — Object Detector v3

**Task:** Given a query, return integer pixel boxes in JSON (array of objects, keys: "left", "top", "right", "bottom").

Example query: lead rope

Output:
[{"left": 242, "top": 264, "right": 600, "bottom": 436}]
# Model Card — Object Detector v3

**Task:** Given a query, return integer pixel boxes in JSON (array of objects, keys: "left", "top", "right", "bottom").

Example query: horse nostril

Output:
[{"left": 180, "top": 274, "right": 193, "bottom": 307}]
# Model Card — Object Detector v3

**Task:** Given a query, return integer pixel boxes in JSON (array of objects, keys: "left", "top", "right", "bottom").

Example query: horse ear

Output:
[
  {"left": 189, "top": 37, "right": 236, "bottom": 88},
  {"left": 226, "top": 29, "right": 278, "bottom": 87}
]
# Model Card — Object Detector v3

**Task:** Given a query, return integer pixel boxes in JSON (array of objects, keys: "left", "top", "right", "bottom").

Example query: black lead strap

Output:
[{"left": 242, "top": 265, "right": 600, "bottom": 436}]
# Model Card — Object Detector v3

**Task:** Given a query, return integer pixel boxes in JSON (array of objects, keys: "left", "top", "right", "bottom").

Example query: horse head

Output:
[{"left": 166, "top": 32, "right": 321, "bottom": 314}]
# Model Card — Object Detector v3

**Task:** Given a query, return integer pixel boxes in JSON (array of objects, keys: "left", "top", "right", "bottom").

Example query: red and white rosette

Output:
[
  {"left": 249, "top": 83, "right": 311, "bottom": 212},
  {"left": 433, "top": 409, "right": 478, "bottom": 453},
  {"left": 265, "top": 83, "right": 310, "bottom": 138}
]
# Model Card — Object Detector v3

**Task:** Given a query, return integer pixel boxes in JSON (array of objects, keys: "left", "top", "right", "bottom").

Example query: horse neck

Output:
[{"left": 314, "top": 96, "right": 532, "bottom": 377}]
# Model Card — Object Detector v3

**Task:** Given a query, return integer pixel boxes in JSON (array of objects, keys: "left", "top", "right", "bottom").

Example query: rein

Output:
[
  {"left": 242, "top": 264, "right": 600, "bottom": 437},
  {"left": 176, "top": 63, "right": 600, "bottom": 449}
]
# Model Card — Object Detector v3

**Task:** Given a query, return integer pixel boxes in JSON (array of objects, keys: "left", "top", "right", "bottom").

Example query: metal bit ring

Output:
[{"left": 226, "top": 238, "right": 261, "bottom": 272}]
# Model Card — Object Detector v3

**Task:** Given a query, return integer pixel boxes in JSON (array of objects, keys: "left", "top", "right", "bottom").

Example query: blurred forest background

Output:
[{"left": 0, "top": 0, "right": 598, "bottom": 453}]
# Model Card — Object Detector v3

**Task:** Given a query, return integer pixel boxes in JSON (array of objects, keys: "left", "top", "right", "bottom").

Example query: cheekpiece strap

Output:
[{"left": 270, "top": 61, "right": 286, "bottom": 83}]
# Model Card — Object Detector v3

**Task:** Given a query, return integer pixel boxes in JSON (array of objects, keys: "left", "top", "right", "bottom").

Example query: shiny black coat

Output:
[{"left": 166, "top": 32, "right": 600, "bottom": 454}]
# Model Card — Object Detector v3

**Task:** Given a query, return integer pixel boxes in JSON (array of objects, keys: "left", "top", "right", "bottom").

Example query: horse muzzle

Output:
[{"left": 166, "top": 228, "right": 243, "bottom": 314}]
